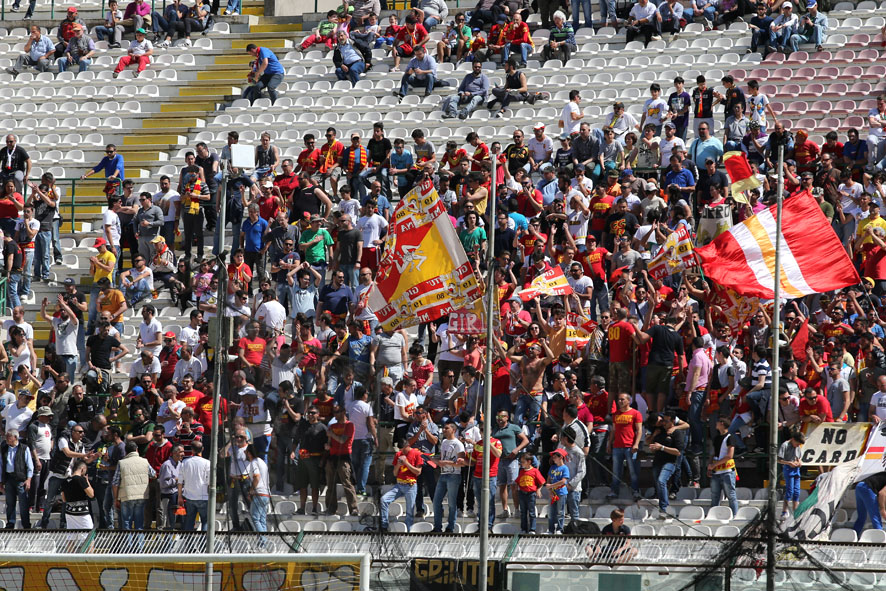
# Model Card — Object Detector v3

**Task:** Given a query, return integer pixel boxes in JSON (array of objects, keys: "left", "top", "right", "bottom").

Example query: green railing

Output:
[{"left": 0, "top": 274, "right": 7, "bottom": 315}]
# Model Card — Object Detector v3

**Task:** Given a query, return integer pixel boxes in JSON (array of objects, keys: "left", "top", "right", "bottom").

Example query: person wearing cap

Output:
[
  {"left": 57, "top": 23, "right": 95, "bottom": 73},
  {"left": 86, "top": 238, "right": 116, "bottom": 334},
  {"left": 114, "top": 27, "right": 153, "bottom": 76},
  {"left": 768, "top": 1, "right": 798, "bottom": 54},
  {"left": 527, "top": 124, "right": 554, "bottom": 175},
  {"left": 545, "top": 447, "right": 569, "bottom": 534},
  {"left": 7, "top": 25, "right": 55, "bottom": 77},
  {"left": 53, "top": 7, "right": 87, "bottom": 58},
  {"left": 441, "top": 60, "right": 488, "bottom": 120},
  {"left": 657, "top": 121, "right": 685, "bottom": 170}
]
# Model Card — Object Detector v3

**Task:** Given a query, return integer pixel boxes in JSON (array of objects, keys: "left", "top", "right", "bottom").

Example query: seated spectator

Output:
[
  {"left": 541, "top": 12, "right": 576, "bottom": 63},
  {"left": 626, "top": 0, "right": 661, "bottom": 46},
  {"left": 417, "top": 0, "right": 448, "bottom": 30},
  {"left": 54, "top": 7, "right": 86, "bottom": 59},
  {"left": 333, "top": 31, "right": 366, "bottom": 87},
  {"left": 300, "top": 10, "right": 340, "bottom": 51},
  {"left": 394, "top": 44, "right": 437, "bottom": 101},
  {"left": 748, "top": 4, "right": 773, "bottom": 55},
  {"left": 390, "top": 14, "right": 429, "bottom": 72},
  {"left": 95, "top": 0, "right": 125, "bottom": 48},
  {"left": 789, "top": 0, "right": 828, "bottom": 53},
  {"left": 436, "top": 13, "right": 471, "bottom": 64},
  {"left": 468, "top": 0, "right": 503, "bottom": 30},
  {"left": 57, "top": 24, "right": 95, "bottom": 74},
  {"left": 685, "top": 0, "right": 716, "bottom": 29},
  {"left": 7, "top": 25, "right": 55, "bottom": 76},
  {"left": 487, "top": 58, "right": 529, "bottom": 118},
  {"left": 768, "top": 2, "right": 798, "bottom": 55},
  {"left": 119, "top": 254, "right": 155, "bottom": 307},
  {"left": 441, "top": 61, "right": 489, "bottom": 120},
  {"left": 658, "top": 0, "right": 683, "bottom": 35},
  {"left": 123, "top": 0, "right": 153, "bottom": 34},
  {"left": 501, "top": 12, "right": 533, "bottom": 67},
  {"left": 154, "top": 0, "right": 189, "bottom": 47},
  {"left": 113, "top": 28, "right": 153, "bottom": 78},
  {"left": 242, "top": 43, "right": 285, "bottom": 105}
]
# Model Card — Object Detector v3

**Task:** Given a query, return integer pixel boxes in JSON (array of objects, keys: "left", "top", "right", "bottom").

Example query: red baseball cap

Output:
[{"left": 93, "top": 237, "right": 107, "bottom": 248}]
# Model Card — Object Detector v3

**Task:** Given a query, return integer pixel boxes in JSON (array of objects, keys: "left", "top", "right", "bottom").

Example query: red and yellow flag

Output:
[
  {"left": 368, "top": 180, "right": 482, "bottom": 330},
  {"left": 518, "top": 266, "right": 574, "bottom": 301},
  {"left": 723, "top": 151, "right": 761, "bottom": 203}
]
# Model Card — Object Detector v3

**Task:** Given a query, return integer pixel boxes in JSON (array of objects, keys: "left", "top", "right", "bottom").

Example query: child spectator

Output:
[
  {"left": 546, "top": 448, "right": 570, "bottom": 534},
  {"left": 777, "top": 432, "right": 805, "bottom": 519},
  {"left": 516, "top": 451, "right": 545, "bottom": 534}
]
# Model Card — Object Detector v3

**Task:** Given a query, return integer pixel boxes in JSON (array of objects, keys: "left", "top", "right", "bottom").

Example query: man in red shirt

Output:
[
  {"left": 607, "top": 392, "right": 643, "bottom": 500},
  {"left": 391, "top": 14, "right": 429, "bottom": 71},
  {"left": 380, "top": 438, "right": 423, "bottom": 531},
  {"left": 501, "top": 12, "right": 532, "bottom": 66},
  {"left": 295, "top": 135, "right": 321, "bottom": 176},
  {"left": 589, "top": 184, "right": 615, "bottom": 243},
  {"left": 177, "top": 374, "right": 202, "bottom": 411},
  {"left": 584, "top": 375, "right": 612, "bottom": 487},
  {"left": 325, "top": 405, "right": 359, "bottom": 516},
  {"left": 792, "top": 129, "right": 821, "bottom": 175},
  {"left": 156, "top": 331, "right": 180, "bottom": 388},
  {"left": 318, "top": 127, "right": 345, "bottom": 198},
  {"left": 237, "top": 321, "right": 267, "bottom": 386},
  {"left": 580, "top": 235, "right": 613, "bottom": 321},
  {"left": 471, "top": 435, "right": 503, "bottom": 531},
  {"left": 798, "top": 386, "right": 833, "bottom": 433},
  {"left": 195, "top": 385, "right": 227, "bottom": 448},
  {"left": 608, "top": 307, "right": 637, "bottom": 401}
]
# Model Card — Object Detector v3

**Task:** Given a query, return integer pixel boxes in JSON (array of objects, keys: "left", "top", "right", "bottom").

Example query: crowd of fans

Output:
[{"left": 0, "top": 0, "right": 885, "bottom": 539}]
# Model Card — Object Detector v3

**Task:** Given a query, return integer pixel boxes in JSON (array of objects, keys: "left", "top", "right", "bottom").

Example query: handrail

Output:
[{"left": 0, "top": 275, "right": 7, "bottom": 316}]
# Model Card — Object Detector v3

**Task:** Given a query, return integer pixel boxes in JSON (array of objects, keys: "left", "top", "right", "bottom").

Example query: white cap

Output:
[{"left": 783, "top": 1, "right": 793, "bottom": 7}]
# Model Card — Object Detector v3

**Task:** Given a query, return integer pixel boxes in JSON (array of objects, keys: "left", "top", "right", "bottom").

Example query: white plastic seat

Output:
[
  {"left": 706, "top": 506, "right": 734, "bottom": 522},
  {"left": 830, "top": 528, "right": 858, "bottom": 542}
]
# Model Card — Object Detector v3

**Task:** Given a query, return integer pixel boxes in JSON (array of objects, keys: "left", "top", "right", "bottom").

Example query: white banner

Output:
[
  {"left": 781, "top": 460, "right": 859, "bottom": 541},
  {"left": 854, "top": 422, "right": 886, "bottom": 483},
  {"left": 798, "top": 423, "right": 871, "bottom": 466}
]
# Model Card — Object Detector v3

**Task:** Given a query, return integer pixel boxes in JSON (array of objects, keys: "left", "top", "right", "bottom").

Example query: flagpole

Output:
[
  {"left": 479, "top": 144, "right": 499, "bottom": 591},
  {"left": 767, "top": 144, "right": 785, "bottom": 591}
]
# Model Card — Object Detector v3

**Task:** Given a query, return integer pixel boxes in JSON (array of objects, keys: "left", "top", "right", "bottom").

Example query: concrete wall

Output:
[{"left": 266, "top": 0, "right": 340, "bottom": 17}]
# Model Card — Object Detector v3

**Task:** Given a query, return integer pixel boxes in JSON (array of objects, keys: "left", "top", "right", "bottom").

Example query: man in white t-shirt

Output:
[
  {"left": 138, "top": 304, "right": 163, "bottom": 357},
  {"left": 1, "top": 390, "right": 34, "bottom": 435},
  {"left": 641, "top": 83, "right": 669, "bottom": 136},
  {"left": 567, "top": 262, "right": 594, "bottom": 314},
  {"left": 527, "top": 124, "right": 554, "bottom": 174},
  {"left": 129, "top": 350, "right": 162, "bottom": 389},
  {"left": 158, "top": 386, "right": 186, "bottom": 435},
  {"left": 349, "top": 385, "right": 376, "bottom": 495},
  {"left": 179, "top": 309, "right": 202, "bottom": 348},
  {"left": 244, "top": 445, "right": 271, "bottom": 532},
  {"left": 46, "top": 294, "right": 79, "bottom": 380},
  {"left": 103, "top": 197, "right": 122, "bottom": 266},
  {"left": 356, "top": 202, "right": 389, "bottom": 253},
  {"left": 869, "top": 375, "right": 886, "bottom": 424},
  {"left": 432, "top": 421, "right": 466, "bottom": 532},
  {"left": 559, "top": 90, "right": 583, "bottom": 138},
  {"left": 626, "top": 0, "right": 660, "bottom": 47},
  {"left": 153, "top": 175, "right": 181, "bottom": 247},
  {"left": 658, "top": 122, "right": 686, "bottom": 168},
  {"left": 256, "top": 288, "right": 287, "bottom": 341}
]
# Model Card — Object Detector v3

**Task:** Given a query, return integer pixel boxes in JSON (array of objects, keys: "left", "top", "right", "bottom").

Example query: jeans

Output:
[
  {"left": 783, "top": 466, "right": 801, "bottom": 502},
  {"left": 519, "top": 490, "right": 537, "bottom": 533},
  {"left": 854, "top": 481, "right": 884, "bottom": 535},
  {"left": 120, "top": 499, "right": 145, "bottom": 530},
  {"left": 347, "top": 172, "right": 368, "bottom": 203},
  {"left": 184, "top": 498, "right": 208, "bottom": 531},
  {"left": 399, "top": 73, "right": 435, "bottom": 97},
  {"left": 57, "top": 56, "right": 92, "bottom": 73},
  {"left": 358, "top": 166, "right": 391, "bottom": 200},
  {"left": 727, "top": 415, "right": 749, "bottom": 453},
  {"left": 20, "top": 248, "right": 33, "bottom": 298},
  {"left": 95, "top": 24, "right": 124, "bottom": 44},
  {"left": 416, "top": 463, "right": 436, "bottom": 514},
  {"left": 572, "top": 0, "right": 592, "bottom": 29},
  {"left": 123, "top": 278, "right": 151, "bottom": 306},
  {"left": 599, "top": 0, "right": 616, "bottom": 24},
  {"left": 380, "top": 482, "right": 417, "bottom": 530},
  {"left": 4, "top": 478, "right": 30, "bottom": 528},
  {"left": 687, "top": 390, "right": 706, "bottom": 454},
  {"left": 567, "top": 489, "right": 581, "bottom": 521},
  {"left": 653, "top": 462, "right": 678, "bottom": 512},
  {"left": 335, "top": 60, "right": 365, "bottom": 86},
  {"left": 253, "top": 435, "right": 270, "bottom": 464},
  {"left": 772, "top": 27, "right": 794, "bottom": 50},
  {"left": 789, "top": 25, "right": 826, "bottom": 52},
  {"left": 514, "top": 393, "right": 542, "bottom": 432},
  {"left": 441, "top": 94, "right": 485, "bottom": 119},
  {"left": 40, "top": 475, "right": 67, "bottom": 528},
  {"left": 7, "top": 271, "right": 21, "bottom": 309},
  {"left": 182, "top": 210, "right": 204, "bottom": 261},
  {"left": 226, "top": 0, "right": 241, "bottom": 12},
  {"left": 34, "top": 229, "right": 51, "bottom": 280},
  {"left": 423, "top": 16, "right": 441, "bottom": 30},
  {"left": 250, "top": 494, "right": 269, "bottom": 532},
  {"left": 60, "top": 354, "right": 77, "bottom": 382},
  {"left": 351, "top": 438, "right": 374, "bottom": 494},
  {"left": 501, "top": 42, "right": 532, "bottom": 65},
  {"left": 750, "top": 28, "right": 768, "bottom": 52},
  {"left": 590, "top": 283, "right": 609, "bottom": 321},
  {"left": 685, "top": 5, "right": 716, "bottom": 24},
  {"left": 242, "top": 72, "right": 284, "bottom": 104},
  {"left": 432, "top": 472, "right": 461, "bottom": 531},
  {"left": 548, "top": 494, "right": 565, "bottom": 533},
  {"left": 747, "top": 388, "right": 771, "bottom": 421},
  {"left": 472, "top": 474, "right": 495, "bottom": 530},
  {"left": 710, "top": 470, "right": 738, "bottom": 516},
  {"left": 611, "top": 447, "right": 639, "bottom": 495}
]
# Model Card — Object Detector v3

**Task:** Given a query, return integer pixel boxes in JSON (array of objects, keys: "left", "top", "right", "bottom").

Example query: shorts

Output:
[
  {"left": 645, "top": 363, "right": 672, "bottom": 396},
  {"left": 321, "top": 167, "right": 342, "bottom": 181},
  {"left": 294, "top": 455, "right": 323, "bottom": 491},
  {"left": 497, "top": 457, "right": 520, "bottom": 486}
]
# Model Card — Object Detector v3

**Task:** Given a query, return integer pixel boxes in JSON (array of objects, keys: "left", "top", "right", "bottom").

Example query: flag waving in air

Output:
[
  {"left": 647, "top": 225, "right": 697, "bottom": 280},
  {"left": 518, "top": 266, "right": 574, "bottom": 301},
  {"left": 695, "top": 192, "right": 860, "bottom": 299},
  {"left": 368, "top": 179, "right": 482, "bottom": 330},
  {"left": 723, "top": 151, "right": 761, "bottom": 203}
]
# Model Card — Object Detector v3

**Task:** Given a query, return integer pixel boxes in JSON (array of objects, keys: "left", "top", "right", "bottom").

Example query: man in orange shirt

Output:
[
  {"left": 318, "top": 127, "right": 344, "bottom": 198},
  {"left": 379, "top": 439, "right": 423, "bottom": 531},
  {"left": 237, "top": 321, "right": 267, "bottom": 386},
  {"left": 295, "top": 134, "right": 321, "bottom": 176},
  {"left": 325, "top": 405, "right": 359, "bottom": 516},
  {"left": 501, "top": 12, "right": 532, "bottom": 67}
]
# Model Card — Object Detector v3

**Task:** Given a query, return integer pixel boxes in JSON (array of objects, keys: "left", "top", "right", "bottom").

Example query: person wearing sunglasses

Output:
[{"left": 81, "top": 143, "right": 125, "bottom": 184}]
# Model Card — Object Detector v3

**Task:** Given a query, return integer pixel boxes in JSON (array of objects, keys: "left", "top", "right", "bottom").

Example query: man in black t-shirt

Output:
[
  {"left": 648, "top": 412, "right": 685, "bottom": 516},
  {"left": 365, "top": 122, "right": 393, "bottom": 200},
  {"left": 333, "top": 214, "right": 363, "bottom": 289},
  {"left": 195, "top": 142, "right": 219, "bottom": 231},
  {"left": 637, "top": 316, "right": 685, "bottom": 413},
  {"left": 86, "top": 321, "right": 129, "bottom": 372}
]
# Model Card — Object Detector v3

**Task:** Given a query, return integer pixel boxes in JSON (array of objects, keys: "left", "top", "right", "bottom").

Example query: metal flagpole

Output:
[
  {"left": 479, "top": 145, "right": 499, "bottom": 591},
  {"left": 766, "top": 144, "right": 785, "bottom": 591},
  {"left": 206, "top": 162, "right": 229, "bottom": 591}
]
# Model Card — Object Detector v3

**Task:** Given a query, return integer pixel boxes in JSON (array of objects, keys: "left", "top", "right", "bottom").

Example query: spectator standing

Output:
[
  {"left": 1, "top": 430, "right": 34, "bottom": 529},
  {"left": 178, "top": 439, "right": 211, "bottom": 531},
  {"left": 244, "top": 443, "right": 270, "bottom": 531},
  {"left": 61, "top": 459, "right": 94, "bottom": 530},
  {"left": 324, "top": 405, "right": 359, "bottom": 516},
  {"left": 708, "top": 417, "right": 739, "bottom": 516},
  {"left": 778, "top": 432, "right": 804, "bottom": 519},
  {"left": 112, "top": 440, "right": 154, "bottom": 530},
  {"left": 379, "top": 438, "right": 423, "bottom": 531},
  {"left": 243, "top": 43, "right": 285, "bottom": 105}
]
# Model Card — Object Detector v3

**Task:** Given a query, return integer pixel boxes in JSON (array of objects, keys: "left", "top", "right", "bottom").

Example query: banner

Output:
[
  {"left": 709, "top": 284, "right": 771, "bottom": 334},
  {"left": 781, "top": 459, "right": 859, "bottom": 541},
  {"left": 518, "top": 266, "right": 573, "bottom": 301},
  {"left": 565, "top": 312, "right": 598, "bottom": 353},
  {"left": 696, "top": 204, "right": 733, "bottom": 247},
  {"left": 799, "top": 423, "right": 871, "bottom": 466},
  {"left": 368, "top": 180, "right": 482, "bottom": 330},
  {"left": 449, "top": 294, "right": 495, "bottom": 335},
  {"left": 411, "top": 559, "right": 505, "bottom": 591},
  {"left": 647, "top": 225, "right": 696, "bottom": 280},
  {"left": 723, "top": 150, "right": 761, "bottom": 202},
  {"left": 854, "top": 422, "right": 886, "bottom": 483}
]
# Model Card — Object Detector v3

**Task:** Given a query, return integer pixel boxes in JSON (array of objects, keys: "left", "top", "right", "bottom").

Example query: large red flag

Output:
[
  {"left": 695, "top": 193, "right": 860, "bottom": 299},
  {"left": 791, "top": 318, "right": 810, "bottom": 361}
]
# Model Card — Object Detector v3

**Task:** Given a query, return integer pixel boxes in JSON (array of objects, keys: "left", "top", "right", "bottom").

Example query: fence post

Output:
[
  {"left": 50, "top": 0, "right": 54, "bottom": 20},
  {"left": 2, "top": 0, "right": 5, "bottom": 23},
  {"left": 70, "top": 179, "right": 76, "bottom": 237}
]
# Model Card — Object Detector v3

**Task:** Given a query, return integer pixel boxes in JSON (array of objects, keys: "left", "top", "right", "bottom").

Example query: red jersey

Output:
[
  {"left": 274, "top": 171, "right": 298, "bottom": 202},
  {"left": 227, "top": 262, "right": 253, "bottom": 286},
  {"left": 581, "top": 247, "right": 610, "bottom": 281},
  {"left": 584, "top": 389, "right": 611, "bottom": 426},
  {"left": 821, "top": 142, "right": 844, "bottom": 161},
  {"left": 518, "top": 231, "right": 546, "bottom": 259},
  {"left": 820, "top": 322, "right": 852, "bottom": 340},
  {"left": 298, "top": 337, "right": 322, "bottom": 373},
  {"left": 442, "top": 149, "right": 467, "bottom": 170},
  {"left": 608, "top": 320, "right": 635, "bottom": 363},
  {"left": 575, "top": 402, "right": 594, "bottom": 424},
  {"left": 798, "top": 395, "right": 833, "bottom": 423},
  {"left": 237, "top": 336, "right": 267, "bottom": 366},
  {"left": 491, "top": 357, "right": 511, "bottom": 398},
  {"left": 472, "top": 437, "right": 502, "bottom": 478},
  {"left": 410, "top": 360, "right": 435, "bottom": 390},
  {"left": 864, "top": 243, "right": 886, "bottom": 279},
  {"left": 793, "top": 139, "right": 821, "bottom": 172},
  {"left": 517, "top": 466, "right": 546, "bottom": 493},
  {"left": 318, "top": 140, "right": 344, "bottom": 174},
  {"left": 145, "top": 440, "right": 172, "bottom": 472},
  {"left": 328, "top": 420, "right": 355, "bottom": 456},
  {"left": 195, "top": 394, "right": 228, "bottom": 432},
  {"left": 589, "top": 194, "right": 615, "bottom": 232},
  {"left": 611, "top": 408, "right": 642, "bottom": 448},
  {"left": 470, "top": 142, "right": 490, "bottom": 171},
  {"left": 394, "top": 23, "right": 428, "bottom": 49},
  {"left": 313, "top": 395, "right": 336, "bottom": 423},
  {"left": 257, "top": 195, "right": 281, "bottom": 221},
  {"left": 394, "top": 447, "right": 424, "bottom": 484},
  {"left": 515, "top": 189, "right": 544, "bottom": 218},
  {"left": 296, "top": 148, "right": 321, "bottom": 175},
  {"left": 179, "top": 388, "right": 203, "bottom": 412}
]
